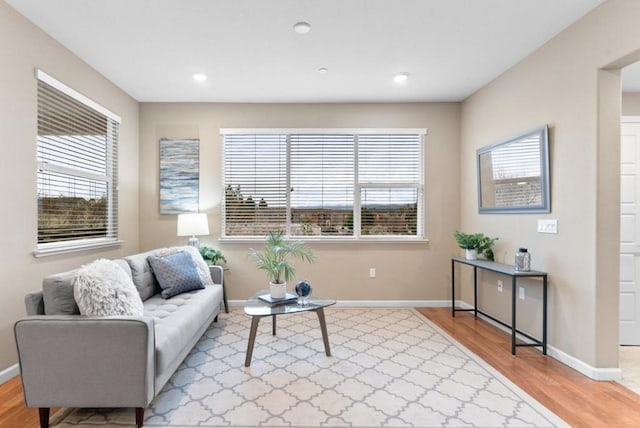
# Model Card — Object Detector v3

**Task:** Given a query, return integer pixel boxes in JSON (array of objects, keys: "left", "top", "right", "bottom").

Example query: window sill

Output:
[
  {"left": 33, "top": 239, "right": 123, "bottom": 258},
  {"left": 220, "top": 237, "right": 430, "bottom": 245}
]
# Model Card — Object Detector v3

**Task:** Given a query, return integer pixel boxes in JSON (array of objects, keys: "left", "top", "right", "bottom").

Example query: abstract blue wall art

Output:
[{"left": 159, "top": 138, "right": 199, "bottom": 214}]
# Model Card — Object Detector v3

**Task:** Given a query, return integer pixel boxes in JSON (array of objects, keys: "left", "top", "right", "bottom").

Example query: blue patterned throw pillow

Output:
[{"left": 147, "top": 251, "right": 205, "bottom": 299}]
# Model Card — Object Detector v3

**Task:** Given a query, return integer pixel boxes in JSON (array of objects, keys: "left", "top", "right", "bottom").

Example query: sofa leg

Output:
[
  {"left": 39, "top": 407, "right": 50, "bottom": 428},
  {"left": 135, "top": 407, "right": 144, "bottom": 427}
]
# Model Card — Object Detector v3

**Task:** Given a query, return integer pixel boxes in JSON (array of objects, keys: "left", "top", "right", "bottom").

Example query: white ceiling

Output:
[{"left": 7, "top": 0, "right": 621, "bottom": 103}]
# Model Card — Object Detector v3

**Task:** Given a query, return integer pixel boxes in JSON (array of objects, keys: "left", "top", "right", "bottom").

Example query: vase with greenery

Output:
[
  {"left": 453, "top": 231, "right": 498, "bottom": 261},
  {"left": 249, "top": 232, "right": 316, "bottom": 298},
  {"left": 198, "top": 246, "right": 227, "bottom": 266}
]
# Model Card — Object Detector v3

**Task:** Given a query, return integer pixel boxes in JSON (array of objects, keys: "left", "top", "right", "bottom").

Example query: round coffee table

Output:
[{"left": 243, "top": 290, "right": 336, "bottom": 367}]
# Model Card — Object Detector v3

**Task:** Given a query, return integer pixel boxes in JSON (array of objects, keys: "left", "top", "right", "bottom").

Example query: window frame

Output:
[
  {"left": 33, "top": 69, "right": 122, "bottom": 257},
  {"left": 221, "top": 128, "right": 427, "bottom": 243}
]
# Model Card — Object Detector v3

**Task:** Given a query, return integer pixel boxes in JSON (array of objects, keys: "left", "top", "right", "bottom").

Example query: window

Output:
[
  {"left": 35, "top": 70, "right": 120, "bottom": 255},
  {"left": 222, "top": 129, "right": 425, "bottom": 240}
]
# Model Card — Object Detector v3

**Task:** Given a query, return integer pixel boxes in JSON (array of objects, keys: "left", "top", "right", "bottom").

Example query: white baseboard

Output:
[
  {"left": 228, "top": 299, "right": 452, "bottom": 308},
  {"left": 0, "top": 364, "right": 19, "bottom": 385},
  {"left": 546, "top": 346, "right": 622, "bottom": 381},
  {"left": 456, "top": 300, "right": 622, "bottom": 381},
  {"left": 335, "top": 300, "right": 452, "bottom": 308}
]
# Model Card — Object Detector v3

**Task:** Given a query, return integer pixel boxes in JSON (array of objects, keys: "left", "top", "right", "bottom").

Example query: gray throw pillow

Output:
[
  {"left": 43, "top": 270, "right": 81, "bottom": 315},
  {"left": 154, "top": 246, "right": 214, "bottom": 286},
  {"left": 147, "top": 251, "right": 205, "bottom": 299}
]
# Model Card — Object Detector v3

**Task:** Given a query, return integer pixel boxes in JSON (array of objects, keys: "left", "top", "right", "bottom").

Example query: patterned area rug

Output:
[{"left": 52, "top": 308, "right": 567, "bottom": 427}]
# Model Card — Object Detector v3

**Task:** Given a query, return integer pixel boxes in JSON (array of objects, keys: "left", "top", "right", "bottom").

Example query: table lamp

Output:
[{"left": 177, "top": 213, "right": 209, "bottom": 247}]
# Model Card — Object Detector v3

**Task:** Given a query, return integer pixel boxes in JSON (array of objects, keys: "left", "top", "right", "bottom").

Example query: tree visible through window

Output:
[
  {"left": 36, "top": 71, "right": 119, "bottom": 247},
  {"left": 222, "top": 130, "right": 425, "bottom": 240}
]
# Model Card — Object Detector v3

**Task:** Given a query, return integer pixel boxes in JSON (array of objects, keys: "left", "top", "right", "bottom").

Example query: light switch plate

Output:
[{"left": 537, "top": 219, "right": 558, "bottom": 234}]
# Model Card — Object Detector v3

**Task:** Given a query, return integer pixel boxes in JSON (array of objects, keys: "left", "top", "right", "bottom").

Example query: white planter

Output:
[
  {"left": 465, "top": 249, "right": 478, "bottom": 260},
  {"left": 270, "top": 281, "right": 287, "bottom": 299}
]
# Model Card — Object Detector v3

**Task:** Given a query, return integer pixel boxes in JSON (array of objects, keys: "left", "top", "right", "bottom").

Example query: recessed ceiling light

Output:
[
  {"left": 318, "top": 67, "right": 329, "bottom": 74},
  {"left": 192, "top": 73, "right": 207, "bottom": 82},
  {"left": 393, "top": 72, "right": 410, "bottom": 84},
  {"left": 293, "top": 21, "right": 312, "bottom": 34}
]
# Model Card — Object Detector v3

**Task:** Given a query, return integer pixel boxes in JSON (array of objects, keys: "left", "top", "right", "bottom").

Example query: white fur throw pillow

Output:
[
  {"left": 73, "top": 259, "right": 144, "bottom": 317},
  {"left": 155, "top": 246, "right": 214, "bottom": 286}
]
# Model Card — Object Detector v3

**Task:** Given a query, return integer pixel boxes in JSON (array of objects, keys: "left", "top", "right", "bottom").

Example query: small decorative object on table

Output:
[
  {"left": 515, "top": 248, "right": 531, "bottom": 271},
  {"left": 453, "top": 231, "right": 498, "bottom": 261},
  {"left": 248, "top": 232, "right": 316, "bottom": 299},
  {"left": 258, "top": 292, "right": 297, "bottom": 306},
  {"left": 295, "top": 280, "right": 312, "bottom": 306}
]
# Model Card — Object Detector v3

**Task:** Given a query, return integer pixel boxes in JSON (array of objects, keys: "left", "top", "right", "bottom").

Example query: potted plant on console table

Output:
[
  {"left": 249, "top": 232, "right": 316, "bottom": 299},
  {"left": 453, "top": 231, "right": 498, "bottom": 261}
]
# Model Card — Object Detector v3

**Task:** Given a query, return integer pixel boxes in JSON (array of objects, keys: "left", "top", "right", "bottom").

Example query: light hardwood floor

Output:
[{"left": 2, "top": 308, "right": 640, "bottom": 427}]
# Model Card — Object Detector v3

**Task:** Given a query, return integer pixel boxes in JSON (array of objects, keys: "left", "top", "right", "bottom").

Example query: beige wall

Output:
[
  {"left": 139, "top": 103, "right": 460, "bottom": 302},
  {"left": 623, "top": 92, "right": 640, "bottom": 115},
  {"left": 460, "top": 0, "right": 640, "bottom": 368},
  {"left": 4, "top": 0, "right": 635, "bottom": 377},
  {"left": 0, "top": 1, "right": 140, "bottom": 371}
]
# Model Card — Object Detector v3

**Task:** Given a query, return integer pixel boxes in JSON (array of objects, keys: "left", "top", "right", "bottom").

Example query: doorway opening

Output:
[{"left": 619, "top": 60, "right": 640, "bottom": 394}]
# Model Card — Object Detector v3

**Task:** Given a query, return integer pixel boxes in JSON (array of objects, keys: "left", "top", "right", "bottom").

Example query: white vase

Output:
[
  {"left": 270, "top": 281, "right": 287, "bottom": 299},
  {"left": 465, "top": 249, "right": 478, "bottom": 260}
]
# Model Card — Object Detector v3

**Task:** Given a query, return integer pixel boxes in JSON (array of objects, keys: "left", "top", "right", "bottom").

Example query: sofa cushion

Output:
[
  {"left": 143, "top": 284, "right": 222, "bottom": 374},
  {"left": 147, "top": 251, "right": 205, "bottom": 299},
  {"left": 42, "top": 270, "right": 80, "bottom": 315},
  {"left": 73, "top": 259, "right": 144, "bottom": 317},
  {"left": 155, "top": 246, "right": 214, "bottom": 287},
  {"left": 124, "top": 250, "right": 162, "bottom": 301}
]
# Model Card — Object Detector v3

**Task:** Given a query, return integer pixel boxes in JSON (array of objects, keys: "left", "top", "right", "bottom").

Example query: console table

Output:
[{"left": 451, "top": 257, "right": 548, "bottom": 355}]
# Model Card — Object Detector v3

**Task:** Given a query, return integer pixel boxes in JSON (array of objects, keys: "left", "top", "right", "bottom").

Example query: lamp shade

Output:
[{"left": 177, "top": 213, "right": 209, "bottom": 237}]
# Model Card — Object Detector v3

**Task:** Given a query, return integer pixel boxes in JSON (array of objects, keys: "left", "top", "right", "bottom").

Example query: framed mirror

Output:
[{"left": 477, "top": 125, "right": 550, "bottom": 214}]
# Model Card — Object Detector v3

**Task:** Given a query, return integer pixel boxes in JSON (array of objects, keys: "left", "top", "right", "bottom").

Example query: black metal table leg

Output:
[
  {"left": 511, "top": 276, "right": 517, "bottom": 355},
  {"left": 543, "top": 275, "right": 548, "bottom": 355},
  {"left": 473, "top": 266, "right": 478, "bottom": 317},
  {"left": 451, "top": 259, "right": 456, "bottom": 317}
]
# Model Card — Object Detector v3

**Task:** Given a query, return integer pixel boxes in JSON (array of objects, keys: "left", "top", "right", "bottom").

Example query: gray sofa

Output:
[{"left": 14, "top": 248, "right": 224, "bottom": 428}]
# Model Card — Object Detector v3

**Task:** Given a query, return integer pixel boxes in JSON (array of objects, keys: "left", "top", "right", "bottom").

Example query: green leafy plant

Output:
[
  {"left": 453, "top": 231, "right": 498, "bottom": 260},
  {"left": 477, "top": 236, "right": 499, "bottom": 261},
  {"left": 453, "top": 231, "right": 484, "bottom": 250},
  {"left": 248, "top": 232, "right": 316, "bottom": 284},
  {"left": 199, "top": 246, "right": 227, "bottom": 266}
]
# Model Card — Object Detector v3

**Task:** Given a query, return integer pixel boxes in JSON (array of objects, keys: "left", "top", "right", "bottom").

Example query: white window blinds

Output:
[
  {"left": 36, "top": 71, "right": 119, "bottom": 246},
  {"left": 290, "top": 134, "right": 354, "bottom": 236},
  {"left": 223, "top": 134, "right": 287, "bottom": 236},
  {"left": 358, "top": 134, "right": 422, "bottom": 236},
  {"left": 222, "top": 129, "right": 425, "bottom": 240}
]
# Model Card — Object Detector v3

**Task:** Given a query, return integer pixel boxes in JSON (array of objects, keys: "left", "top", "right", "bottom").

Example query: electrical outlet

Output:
[
  {"left": 519, "top": 287, "right": 525, "bottom": 300},
  {"left": 497, "top": 280, "right": 503, "bottom": 292},
  {"left": 369, "top": 268, "right": 376, "bottom": 278}
]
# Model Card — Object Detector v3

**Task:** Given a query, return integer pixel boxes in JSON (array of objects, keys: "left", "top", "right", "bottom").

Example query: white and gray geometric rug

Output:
[{"left": 52, "top": 308, "right": 567, "bottom": 427}]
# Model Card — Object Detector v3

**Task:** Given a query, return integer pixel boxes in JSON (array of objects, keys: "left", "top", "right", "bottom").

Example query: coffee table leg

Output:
[
  {"left": 272, "top": 314, "right": 276, "bottom": 335},
  {"left": 245, "top": 316, "right": 260, "bottom": 367},
  {"left": 316, "top": 308, "right": 331, "bottom": 357}
]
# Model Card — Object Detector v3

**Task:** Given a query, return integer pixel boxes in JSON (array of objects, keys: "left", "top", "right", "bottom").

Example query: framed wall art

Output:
[{"left": 159, "top": 138, "right": 200, "bottom": 214}]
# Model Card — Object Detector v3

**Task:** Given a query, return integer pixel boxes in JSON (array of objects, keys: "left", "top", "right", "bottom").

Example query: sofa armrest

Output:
[
  {"left": 209, "top": 265, "right": 224, "bottom": 284},
  {"left": 14, "top": 315, "right": 155, "bottom": 408}
]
